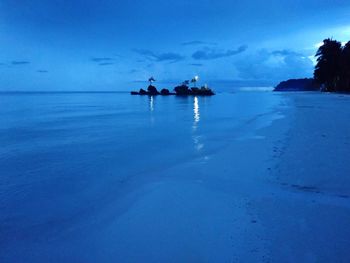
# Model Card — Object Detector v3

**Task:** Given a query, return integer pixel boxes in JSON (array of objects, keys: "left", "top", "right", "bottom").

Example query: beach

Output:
[{"left": 1, "top": 90, "right": 350, "bottom": 262}]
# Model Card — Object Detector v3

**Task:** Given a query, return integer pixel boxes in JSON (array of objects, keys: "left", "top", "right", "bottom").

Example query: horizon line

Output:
[{"left": 0, "top": 90, "right": 129, "bottom": 94}]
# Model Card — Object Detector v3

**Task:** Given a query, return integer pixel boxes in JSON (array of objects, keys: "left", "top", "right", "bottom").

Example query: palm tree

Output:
[
  {"left": 341, "top": 41, "right": 350, "bottom": 92},
  {"left": 148, "top": 77, "right": 156, "bottom": 86},
  {"left": 147, "top": 76, "right": 158, "bottom": 94},
  {"left": 314, "top": 38, "right": 342, "bottom": 91},
  {"left": 191, "top": 75, "right": 199, "bottom": 88}
]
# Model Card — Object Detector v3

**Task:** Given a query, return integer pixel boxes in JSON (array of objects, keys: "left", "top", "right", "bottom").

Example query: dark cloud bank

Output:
[
  {"left": 133, "top": 49, "right": 185, "bottom": 63},
  {"left": 11, "top": 61, "right": 30, "bottom": 65},
  {"left": 192, "top": 45, "right": 248, "bottom": 60}
]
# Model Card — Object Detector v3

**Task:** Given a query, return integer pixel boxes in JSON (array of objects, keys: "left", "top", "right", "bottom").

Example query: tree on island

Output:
[
  {"left": 191, "top": 76, "right": 199, "bottom": 88},
  {"left": 148, "top": 76, "right": 156, "bottom": 85},
  {"left": 147, "top": 76, "right": 159, "bottom": 95},
  {"left": 314, "top": 38, "right": 350, "bottom": 92},
  {"left": 174, "top": 80, "right": 190, "bottom": 95}
]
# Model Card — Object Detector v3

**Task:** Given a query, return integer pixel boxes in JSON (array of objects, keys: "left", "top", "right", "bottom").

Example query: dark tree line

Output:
[{"left": 314, "top": 38, "right": 350, "bottom": 92}]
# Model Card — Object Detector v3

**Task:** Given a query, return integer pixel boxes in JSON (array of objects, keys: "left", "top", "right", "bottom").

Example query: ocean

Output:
[{"left": 0, "top": 90, "right": 285, "bottom": 262}]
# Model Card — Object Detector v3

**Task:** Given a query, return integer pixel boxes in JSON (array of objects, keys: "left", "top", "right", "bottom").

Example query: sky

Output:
[{"left": 1, "top": 0, "right": 350, "bottom": 91}]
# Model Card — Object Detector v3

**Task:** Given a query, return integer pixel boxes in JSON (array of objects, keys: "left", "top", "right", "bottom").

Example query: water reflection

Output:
[
  {"left": 149, "top": 96, "right": 154, "bottom": 112},
  {"left": 193, "top": 135, "right": 204, "bottom": 151},
  {"left": 193, "top": 96, "right": 200, "bottom": 133},
  {"left": 192, "top": 96, "right": 204, "bottom": 151},
  {"left": 193, "top": 96, "right": 200, "bottom": 123},
  {"left": 148, "top": 96, "right": 155, "bottom": 124}
]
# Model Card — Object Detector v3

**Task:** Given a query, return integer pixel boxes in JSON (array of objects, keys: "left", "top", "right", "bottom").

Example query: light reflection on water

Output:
[
  {"left": 149, "top": 96, "right": 154, "bottom": 112},
  {"left": 149, "top": 95, "right": 155, "bottom": 124},
  {"left": 193, "top": 96, "right": 200, "bottom": 124},
  {"left": 192, "top": 96, "right": 204, "bottom": 152}
]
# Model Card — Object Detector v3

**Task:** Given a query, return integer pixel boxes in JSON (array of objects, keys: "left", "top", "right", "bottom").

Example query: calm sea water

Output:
[{"left": 0, "top": 91, "right": 284, "bottom": 262}]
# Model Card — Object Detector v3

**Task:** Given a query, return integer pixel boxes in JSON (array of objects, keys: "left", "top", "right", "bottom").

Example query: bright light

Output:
[{"left": 194, "top": 75, "right": 199, "bottom": 81}]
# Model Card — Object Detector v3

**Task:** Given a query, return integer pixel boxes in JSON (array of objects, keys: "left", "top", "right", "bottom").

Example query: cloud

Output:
[
  {"left": 11, "top": 61, "right": 30, "bottom": 65},
  {"left": 37, "top": 70, "right": 48, "bottom": 73},
  {"left": 133, "top": 49, "right": 185, "bottom": 62},
  {"left": 182, "top": 40, "right": 217, "bottom": 46},
  {"left": 236, "top": 49, "right": 314, "bottom": 81},
  {"left": 98, "top": 62, "right": 114, "bottom": 66},
  {"left": 189, "top": 63, "right": 203, "bottom": 67},
  {"left": 192, "top": 45, "right": 248, "bottom": 60},
  {"left": 91, "top": 57, "right": 114, "bottom": 62},
  {"left": 271, "top": 49, "right": 302, "bottom": 56}
]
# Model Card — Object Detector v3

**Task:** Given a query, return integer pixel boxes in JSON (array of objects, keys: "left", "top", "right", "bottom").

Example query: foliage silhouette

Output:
[{"left": 314, "top": 38, "right": 350, "bottom": 92}]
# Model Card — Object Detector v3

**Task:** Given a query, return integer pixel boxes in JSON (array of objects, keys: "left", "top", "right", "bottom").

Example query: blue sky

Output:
[{"left": 1, "top": 0, "right": 350, "bottom": 90}]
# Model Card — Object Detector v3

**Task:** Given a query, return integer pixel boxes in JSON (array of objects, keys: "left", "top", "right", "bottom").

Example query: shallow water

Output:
[{"left": 0, "top": 91, "right": 285, "bottom": 262}]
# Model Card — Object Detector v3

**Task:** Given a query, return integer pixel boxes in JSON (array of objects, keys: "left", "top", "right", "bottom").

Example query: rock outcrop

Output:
[
  {"left": 131, "top": 84, "right": 215, "bottom": 96},
  {"left": 147, "top": 85, "right": 159, "bottom": 95},
  {"left": 160, "top": 89, "right": 170, "bottom": 95}
]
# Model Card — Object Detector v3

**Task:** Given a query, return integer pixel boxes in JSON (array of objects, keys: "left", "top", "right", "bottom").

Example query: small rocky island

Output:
[{"left": 131, "top": 77, "right": 215, "bottom": 96}]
